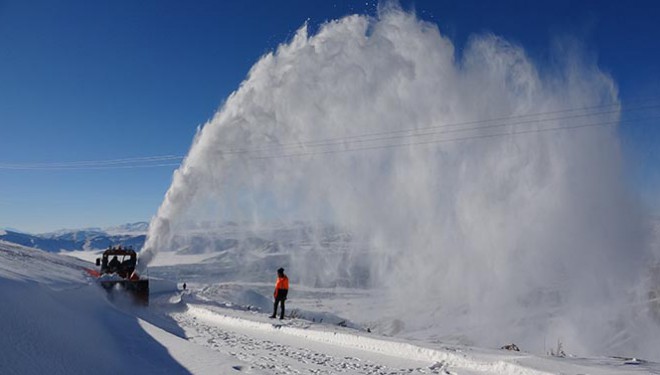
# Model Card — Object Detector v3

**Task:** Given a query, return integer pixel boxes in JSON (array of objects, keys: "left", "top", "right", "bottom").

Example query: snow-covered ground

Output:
[
  {"left": 0, "top": 240, "right": 258, "bottom": 375},
  {"left": 1, "top": 239, "right": 658, "bottom": 374},
  {"left": 62, "top": 249, "right": 104, "bottom": 263}
]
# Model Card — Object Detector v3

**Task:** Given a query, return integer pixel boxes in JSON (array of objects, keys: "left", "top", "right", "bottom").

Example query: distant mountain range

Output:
[{"left": 0, "top": 222, "right": 148, "bottom": 253}]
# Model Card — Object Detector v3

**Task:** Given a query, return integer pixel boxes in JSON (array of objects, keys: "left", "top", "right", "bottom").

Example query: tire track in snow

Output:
[
  {"left": 172, "top": 305, "right": 453, "bottom": 375},
  {"left": 176, "top": 305, "right": 567, "bottom": 375},
  {"left": 162, "top": 301, "right": 647, "bottom": 375}
]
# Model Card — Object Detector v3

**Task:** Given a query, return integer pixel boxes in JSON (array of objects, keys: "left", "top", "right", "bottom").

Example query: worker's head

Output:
[{"left": 277, "top": 267, "right": 284, "bottom": 276}]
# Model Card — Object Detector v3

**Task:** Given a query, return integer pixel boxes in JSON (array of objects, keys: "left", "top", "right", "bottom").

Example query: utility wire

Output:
[
  {"left": 5, "top": 115, "right": 656, "bottom": 169},
  {"left": 221, "top": 103, "right": 660, "bottom": 155},
  {"left": 0, "top": 155, "right": 182, "bottom": 168},
  {"left": 2, "top": 101, "right": 658, "bottom": 170},
  {"left": 0, "top": 163, "right": 183, "bottom": 171},
  {"left": 220, "top": 95, "right": 660, "bottom": 153},
  {"left": 251, "top": 116, "right": 659, "bottom": 160}
]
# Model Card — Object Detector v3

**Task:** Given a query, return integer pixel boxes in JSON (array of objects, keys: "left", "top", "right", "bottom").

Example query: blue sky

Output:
[{"left": 1, "top": 0, "right": 658, "bottom": 233}]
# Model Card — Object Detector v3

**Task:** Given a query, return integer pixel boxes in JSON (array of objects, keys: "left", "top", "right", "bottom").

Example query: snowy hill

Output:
[
  {"left": 104, "top": 221, "right": 151, "bottom": 235},
  {"left": 0, "top": 240, "right": 256, "bottom": 374},
  {"left": 0, "top": 223, "right": 148, "bottom": 253},
  {"left": 1, "top": 239, "right": 657, "bottom": 374}
]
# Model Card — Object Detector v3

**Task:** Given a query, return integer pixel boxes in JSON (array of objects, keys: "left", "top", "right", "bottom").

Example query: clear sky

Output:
[{"left": 1, "top": 0, "right": 658, "bottom": 233}]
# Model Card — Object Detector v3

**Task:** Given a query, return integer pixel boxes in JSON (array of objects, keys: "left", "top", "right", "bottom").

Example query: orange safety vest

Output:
[{"left": 275, "top": 275, "right": 289, "bottom": 290}]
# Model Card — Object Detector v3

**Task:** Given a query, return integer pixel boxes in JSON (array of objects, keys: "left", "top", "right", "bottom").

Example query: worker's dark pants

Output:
[{"left": 273, "top": 289, "right": 288, "bottom": 319}]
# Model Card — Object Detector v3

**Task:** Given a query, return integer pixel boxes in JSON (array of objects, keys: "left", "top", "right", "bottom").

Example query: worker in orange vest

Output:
[{"left": 270, "top": 267, "right": 289, "bottom": 319}]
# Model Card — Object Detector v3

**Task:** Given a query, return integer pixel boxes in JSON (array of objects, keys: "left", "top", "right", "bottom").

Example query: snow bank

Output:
[
  {"left": 190, "top": 305, "right": 548, "bottom": 374},
  {"left": 0, "top": 280, "right": 193, "bottom": 374},
  {"left": 187, "top": 305, "right": 643, "bottom": 375},
  {"left": 0, "top": 241, "right": 255, "bottom": 374},
  {"left": 0, "top": 242, "right": 188, "bottom": 374},
  {"left": 0, "top": 240, "right": 90, "bottom": 286},
  {"left": 62, "top": 250, "right": 103, "bottom": 263}
]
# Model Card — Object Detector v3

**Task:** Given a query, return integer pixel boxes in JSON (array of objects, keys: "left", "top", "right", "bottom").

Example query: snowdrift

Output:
[{"left": 0, "top": 241, "right": 256, "bottom": 375}]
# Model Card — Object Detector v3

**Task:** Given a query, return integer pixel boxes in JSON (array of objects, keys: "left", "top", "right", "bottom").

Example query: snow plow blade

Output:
[
  {"left": 95, "top": 246, "right": 149, "bottom": 306},
  {"left": 100, "top": 279, "right": 149, "bottom": 305}
]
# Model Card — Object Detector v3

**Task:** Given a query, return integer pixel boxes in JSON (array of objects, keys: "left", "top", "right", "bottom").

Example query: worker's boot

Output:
[{"left": 270, "top": 301, "right": 277, "bottom": 318}]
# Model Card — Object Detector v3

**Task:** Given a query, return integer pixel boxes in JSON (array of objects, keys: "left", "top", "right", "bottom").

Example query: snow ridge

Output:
[{"left": 187, "top": 305, "right": 555, "bottom": 375}]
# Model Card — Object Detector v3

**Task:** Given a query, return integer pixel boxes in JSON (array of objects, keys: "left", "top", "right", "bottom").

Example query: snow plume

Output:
[{"left": 143, "top": 6, "right": 658, "bottom": 358}]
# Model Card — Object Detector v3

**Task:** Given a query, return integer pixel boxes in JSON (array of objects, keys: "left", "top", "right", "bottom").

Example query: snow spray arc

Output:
[{"left": 141, "top": 6, "right": 658, "bottom": 357}]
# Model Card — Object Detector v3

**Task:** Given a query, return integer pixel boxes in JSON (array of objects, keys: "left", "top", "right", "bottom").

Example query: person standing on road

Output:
[{"left": 270, "top": 267, "right": 289, "bottom": 320}]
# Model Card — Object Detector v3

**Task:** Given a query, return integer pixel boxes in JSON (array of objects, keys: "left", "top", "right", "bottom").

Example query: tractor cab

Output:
[
  {"left": 94, "top": 245, "right": 148, "bottom": 305},
  {"left": 96, "top": 246, "right": 138, "bottom": 278}
]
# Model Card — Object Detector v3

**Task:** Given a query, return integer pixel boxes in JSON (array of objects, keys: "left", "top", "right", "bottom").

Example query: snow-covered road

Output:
[
  {"left": 3, "top": 240, "right": 659, "bottom": 375},
  {"left": 173, "top": 303, "right": 468, "bottom": 375},
  {"left": 158, "top": 296, "right": 654, "bottom": 375}
]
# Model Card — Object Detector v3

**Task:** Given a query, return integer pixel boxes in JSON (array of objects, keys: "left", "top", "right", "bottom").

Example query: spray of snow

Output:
[{"left": 141, "top": 6, "right": 658, "bottom": 357}]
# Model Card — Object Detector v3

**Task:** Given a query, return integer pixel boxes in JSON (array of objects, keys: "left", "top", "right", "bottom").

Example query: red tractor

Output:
[{"left": 95, "top": 246, "right": 149, "bottom": 305}]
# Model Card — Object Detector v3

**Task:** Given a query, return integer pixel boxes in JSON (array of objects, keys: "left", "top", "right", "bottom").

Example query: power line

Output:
[
  {"left": 0, "top": 155, "right": 183, "bottom": 170},
  {"left": 224, "top": 95, "right": 660, "bottom": 155},
  {"left": 221, "top": 103, "right": 660, "bottom": 155},
  {"left": 0, "top": 163, "right": 182, "bottom": 171},
  {"left": 0, "top": 155, "right": 182, "bottom": 168},
  {"left": 2, "top": 101, "right": 658, "bottom": 170},
  {"left": 251, "top": 116, "right": 659, "bottom": 160}
]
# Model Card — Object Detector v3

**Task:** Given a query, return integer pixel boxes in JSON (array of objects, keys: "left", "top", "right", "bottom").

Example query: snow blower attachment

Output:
[{"left": 95, "top": 246, "right": 149, "bottom": 305}]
